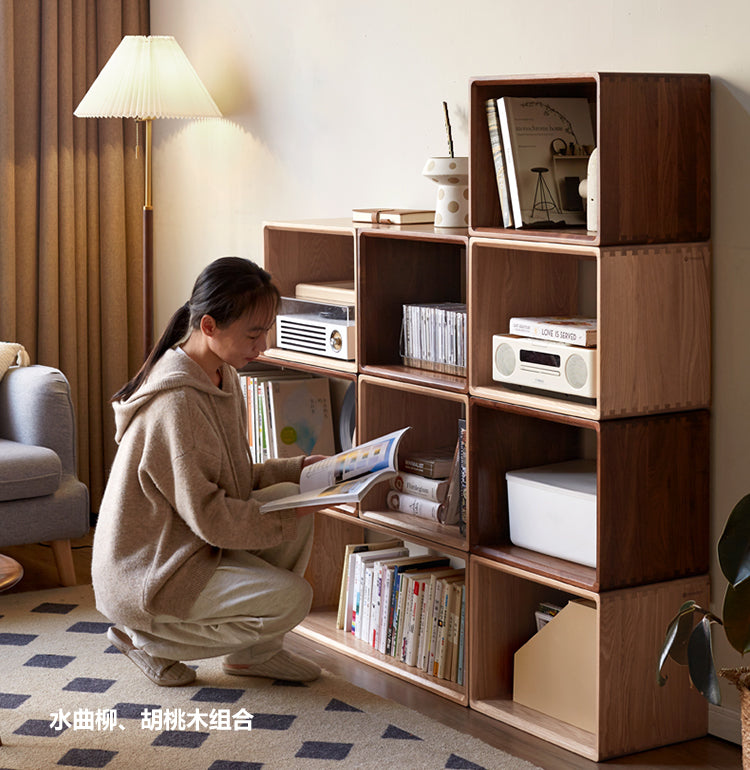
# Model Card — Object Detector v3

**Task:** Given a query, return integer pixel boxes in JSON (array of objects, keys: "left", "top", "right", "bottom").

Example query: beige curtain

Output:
[{"left": 0, "top": 0, "right": 149, "bottom": 509}]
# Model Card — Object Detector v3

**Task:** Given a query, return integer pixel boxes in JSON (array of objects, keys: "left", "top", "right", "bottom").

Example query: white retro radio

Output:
[
  {"left": 492, "top": 334, "right": 597, "bottom": 400},
  {"left": 275, "top": 297, "right": 355, "bottom": 361}
]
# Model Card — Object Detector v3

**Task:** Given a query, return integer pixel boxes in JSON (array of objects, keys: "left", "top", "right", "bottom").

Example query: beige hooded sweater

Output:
[{"left": 92, "top": 347, "right": 305, "bottom": 631}]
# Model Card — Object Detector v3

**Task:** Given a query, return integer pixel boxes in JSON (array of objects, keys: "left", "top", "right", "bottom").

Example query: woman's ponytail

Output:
[{"left": 111, "top": 303, "right": 192, "bottom": 402}]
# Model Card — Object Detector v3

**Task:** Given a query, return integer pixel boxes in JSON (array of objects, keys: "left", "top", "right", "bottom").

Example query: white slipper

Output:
[
  {"left": 223, "top": 649, "right": 321, "bottom": 682},
  {"left": 107, "top": 625, "right": 196, "bottom": 687}
]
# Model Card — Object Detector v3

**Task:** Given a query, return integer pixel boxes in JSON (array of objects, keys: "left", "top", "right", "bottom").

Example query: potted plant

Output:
[{"left": 658, "top": 493, "right": 750, "bottom": 761}]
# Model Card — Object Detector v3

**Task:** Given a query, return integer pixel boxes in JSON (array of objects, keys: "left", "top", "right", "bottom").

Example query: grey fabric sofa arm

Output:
[{"left": 0, "top": 366, "right": 78, "bottom": 477}]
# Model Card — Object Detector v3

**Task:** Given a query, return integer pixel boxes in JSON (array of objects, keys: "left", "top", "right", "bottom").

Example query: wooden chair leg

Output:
[{"left": 50, "top": 539, "right": 77, "bottom": 586}]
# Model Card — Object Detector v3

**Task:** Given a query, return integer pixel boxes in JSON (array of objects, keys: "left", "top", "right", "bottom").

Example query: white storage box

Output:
[{"left": 506, "top": 459, "right": 597, "bottom": 567}]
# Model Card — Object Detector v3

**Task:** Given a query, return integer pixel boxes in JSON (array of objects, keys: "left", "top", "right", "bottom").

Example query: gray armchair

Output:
[{"left": 0, "top": 365, "right": 90, "bottom": 585}]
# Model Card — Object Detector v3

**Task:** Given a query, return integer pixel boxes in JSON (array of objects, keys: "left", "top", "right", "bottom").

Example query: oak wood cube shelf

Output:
[
  {"left": 469, "top": 72, "right": 711, "bottom": 246},
  {"left": 469, "top": 237, "right": 711, "bottom": 420},
  {"left": 469, "top": 397, "right": 710, "bottom": 592},
  {"left": 469, "top": 557, "right": 709, "bottom": 761},
  {"left": 298, "top": 504, "right": 468, "bottom": 705}
]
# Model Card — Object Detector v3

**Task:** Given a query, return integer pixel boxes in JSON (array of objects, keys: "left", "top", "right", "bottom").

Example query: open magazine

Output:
[{"left": 259, "top": 427, "right": 410, "bottom": 513}]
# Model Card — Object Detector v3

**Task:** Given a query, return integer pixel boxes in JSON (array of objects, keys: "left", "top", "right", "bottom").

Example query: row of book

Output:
[
  {"left": 485, "top": 95, "right": 596, "bottom": 230},
  {"left": 336, "top": 540, "right": 466, "bottom": 685},
  {"left": 400, "top": 302, "right": 467, "bottom": 376},
  {"left": 240, "top": 370, "right": 336, "bottom": 463}
]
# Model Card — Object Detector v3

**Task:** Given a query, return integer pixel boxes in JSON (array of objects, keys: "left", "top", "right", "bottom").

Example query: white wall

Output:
[{"left": 150, "top": 0, "right": 750, "bottom": 738}]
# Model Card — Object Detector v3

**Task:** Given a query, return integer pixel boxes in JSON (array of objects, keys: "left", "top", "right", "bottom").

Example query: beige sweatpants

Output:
[{"left": 127, "top": 482, "right": 315, "bottom": 665}]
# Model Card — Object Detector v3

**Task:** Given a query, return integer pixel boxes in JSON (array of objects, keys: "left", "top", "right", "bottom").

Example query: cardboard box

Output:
[
  {"left": 506, "top": 459, "right": 597, "bottom": 567},
  {"left": 513, "top": 599, "right": 597, "bottom": 732}
]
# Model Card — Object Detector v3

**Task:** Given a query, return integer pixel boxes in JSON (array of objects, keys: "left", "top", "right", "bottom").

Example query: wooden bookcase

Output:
[{"left": 260, "top": 70, "right": 711, "bottom": 761}]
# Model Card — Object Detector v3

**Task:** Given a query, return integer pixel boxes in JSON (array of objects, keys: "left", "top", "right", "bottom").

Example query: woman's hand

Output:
[{"left": 302, "top": 454, "right": 327, "bottom": 468}]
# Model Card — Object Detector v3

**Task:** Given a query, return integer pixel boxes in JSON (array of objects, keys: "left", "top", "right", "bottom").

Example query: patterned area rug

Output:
[{"left": 0, "top": 585, "right": 539, "bottom": 769}]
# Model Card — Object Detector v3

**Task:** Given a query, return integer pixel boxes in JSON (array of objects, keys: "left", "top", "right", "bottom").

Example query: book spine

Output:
[
  {"left": 385, "top": 570, "right": 403, "bottom": 656},
  {"left": 457, "top": 419, "right": 467, "bottom": 535},
  {"left": 378, "top": 566, "right": 393, "bottom": 654},
  {"left": 448, "top": 583, "right": 463, "bottom": 681},
  {"left": 387, "top": 490, "right": 443, "bottom": 522},
  {"left": 371, "top": 568, "right": 383, "bottom": 649},
  {"left": 507, "top": 318, "right": 594, "bottom": 346},
  {"left": 400, "top": 457, "right": 447, "bottom": 479},
  {"left": 485, "top": 98, "right": 514, "bottom": 227},
  {"left": 405, "top": 579, "right": 426, "bottom": 667},
  {"left": 429, "top": 580, "right": 445, "bottom": 675},
  {"left": 359, "top": 566, "right": 374, "bottom": 642},
  {"left": 399, "top": 576, "right": 415, "bottom": 662},
  {"left": 390, "top": 472, "right": 448, "bottom": 502},
  {"left": 417, "top": 578, "right": 434, "bottom": 670},
  {"left": 456, "top": 585, "right": 466, "bottom": 685},
  {"left": 434, "top": 583, "right": 451, "bottom": 677},
  {"left": 497, "top": 97, "right": 523, "bottom": 227}
]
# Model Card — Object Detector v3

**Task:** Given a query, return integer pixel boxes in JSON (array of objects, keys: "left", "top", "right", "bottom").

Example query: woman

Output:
[{"left": 93, "top": 257, "right": 324, "bottom": 687}]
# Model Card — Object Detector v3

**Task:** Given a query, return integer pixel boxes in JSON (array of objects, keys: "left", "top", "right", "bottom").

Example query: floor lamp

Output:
[{"left": 74, "top": 36, "right": 222, "bottom": 358}]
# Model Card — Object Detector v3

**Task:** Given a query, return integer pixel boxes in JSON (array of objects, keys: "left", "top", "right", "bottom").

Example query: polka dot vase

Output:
[{"left": 422, "top": 156, "right": 469, "bottom": 228}]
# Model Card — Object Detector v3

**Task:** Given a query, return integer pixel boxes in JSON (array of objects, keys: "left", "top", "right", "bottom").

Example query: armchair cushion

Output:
[
  {"left": 0, "top": 365, "right": 89, "bottom": 552},
  {"left": 0, "top": 437, "right": 61, "bottom": 501}
]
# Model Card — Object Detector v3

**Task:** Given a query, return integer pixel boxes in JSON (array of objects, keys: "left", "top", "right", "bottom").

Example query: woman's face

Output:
[{"left": 207, "top": 307, "right": 274, "bottom": 369}]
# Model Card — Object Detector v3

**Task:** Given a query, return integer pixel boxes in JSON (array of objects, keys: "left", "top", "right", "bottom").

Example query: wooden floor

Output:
[{"left": 1, "top": 532, "right": 741, "bottom": 769}]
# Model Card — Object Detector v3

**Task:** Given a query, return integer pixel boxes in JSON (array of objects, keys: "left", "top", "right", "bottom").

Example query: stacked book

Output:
[
  {"left": 401, "top": 302, "right": 467, "bottom": 376},
  {"left": 485, "top": 95, "right": 596, "bottom": 229},
  {"left": 336, "top": 540, "right": 466, "bottom": 685},
  {"left": 387, "top": 444, "right": 461, "bottom": 526}
]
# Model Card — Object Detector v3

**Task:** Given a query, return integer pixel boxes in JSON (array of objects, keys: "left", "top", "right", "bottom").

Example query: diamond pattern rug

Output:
[{"left": 0, "top": 584, "right": 539, "bottom": 769}]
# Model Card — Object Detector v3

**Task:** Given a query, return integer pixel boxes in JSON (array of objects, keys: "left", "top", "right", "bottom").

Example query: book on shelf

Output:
[
  {"left": 417, "top": 568, "right": 464, "bottom": 671},
  {"left": 386, "top": 489, "right": 445, "bottom": 523},
  {"left": 294, "top": 280, "right": 356, "bottom": 306},
  {"left": 496, "top": 96, "right": 595, "bottom": 228},
  {"left": 267, "top": 376, "right": 336, "bottom": 458},
  {"left": 430, "top": 573, "right": 465, "bottom": 678},
  {"left": 390, "top": 471, "right": 448, "bottom": 503},
  {"left": 352, "top": 207, "right": 435, "bottom": 224},
  {"left": 377, "top": 209, "right": 435, "bottom": 225},
  {"left": 241, "top": 369, "right": 313, "bottom": 463},
  {"left": 457, "top": 418, "right": 467, "bottom": 535},
  {"left": 383, "top": 555, "right": 451, "bottom": 656},
  {"left": 399, "top": 444, "right": 455, "bottom": 479},
  {"left": 441, "top": 437, "right": 462, "bottom": 527},
  {"left": 336, "top": 539, "right": 404, "bottom": 630},
  {"left": 350, "top": 546, "right": 409, "bottom": 639},
  {"left": 259, "top": 427, "right": 410, "bottom": 512},
  {"left": 507, "top": 316, "right": 597, "bottom": 347},
  {"left": 456, "top": 583, "right": 466, "bottom": 685},
  {"left": 485, "top": 98, "right": 514, "bottom": 228}
]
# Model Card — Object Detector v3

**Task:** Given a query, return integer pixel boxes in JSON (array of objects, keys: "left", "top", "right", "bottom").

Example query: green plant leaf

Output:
[
  {"left": 723, "top": 577, "right": 750, "bottom": 655},
  {"left": 687, "top": 615, "right": 721, "bottom": 705},
  {"left": 657, "top": 601, "right": 703, "bottom": 684},
  {"left": 718, "top": 494, "right": 750, "bottom": 587}
]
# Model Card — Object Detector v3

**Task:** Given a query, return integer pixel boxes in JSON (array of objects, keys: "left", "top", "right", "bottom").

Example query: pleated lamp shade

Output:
[{"left": 74, "top": 35, "right": 221, "bottom": 120}]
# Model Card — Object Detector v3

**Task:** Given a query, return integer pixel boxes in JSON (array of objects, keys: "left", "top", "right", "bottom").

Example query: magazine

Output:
[{"left": 259, "top": 427, "right": 410, "bottom": 512}]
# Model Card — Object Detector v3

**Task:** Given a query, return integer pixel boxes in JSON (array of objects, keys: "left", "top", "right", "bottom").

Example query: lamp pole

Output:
[{"left": 142, "top": 118, "right": 154, "bottom": 357}]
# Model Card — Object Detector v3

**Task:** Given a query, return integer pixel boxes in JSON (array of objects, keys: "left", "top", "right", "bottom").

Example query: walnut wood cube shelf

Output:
[
  {"left": 469, "top": 72, "right": 710, "bottom": 246},
  {"left": 258, "top": 70, "right": 711, "bottom": 761}
]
